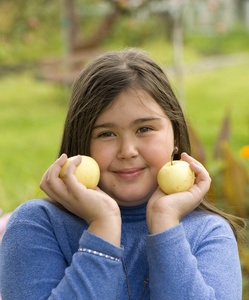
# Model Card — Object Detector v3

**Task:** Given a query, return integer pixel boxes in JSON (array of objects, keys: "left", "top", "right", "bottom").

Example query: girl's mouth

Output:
[{"left": 114, "top": 168, "right": 145, "bottom": 180}]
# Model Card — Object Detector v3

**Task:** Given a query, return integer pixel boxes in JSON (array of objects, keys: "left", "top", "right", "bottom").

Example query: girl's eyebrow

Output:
[
  {"left": 92, "top": 118, "right": 162, "bottom": 129},
  {"left": 92, "top": 122, "right": 117, "bottom": 130},
  {"left": 133, "top": 117, "right": 161, "bottom": 125}
]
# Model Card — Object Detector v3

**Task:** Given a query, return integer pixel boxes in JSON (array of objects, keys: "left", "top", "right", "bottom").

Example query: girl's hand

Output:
[
  {"left": 146, "top": 153, "right": 211, "bottom": 234},
  {"left": 40, "top": 154, "right": 121, "bottom": 246}
]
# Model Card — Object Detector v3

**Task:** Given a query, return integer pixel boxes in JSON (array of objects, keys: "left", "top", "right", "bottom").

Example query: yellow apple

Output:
[
  {"left": 59, "top": 155, "right": 100, "bottom": 189},
  {"left": 157, "top": 160, "right": 195, "bottom": 194}
]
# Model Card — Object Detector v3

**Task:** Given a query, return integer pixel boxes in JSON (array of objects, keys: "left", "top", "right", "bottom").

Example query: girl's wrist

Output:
[
  {"left": 88, "top": 216, "right": 122, "bottom": 247},
  {"left": 147, "top": 213, "right": 179, "bottom": 234}
]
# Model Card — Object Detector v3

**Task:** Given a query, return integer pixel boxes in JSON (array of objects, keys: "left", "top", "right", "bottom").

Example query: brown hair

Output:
[{"left": 58, "top": 48, "right": 245, "bottom": 239}]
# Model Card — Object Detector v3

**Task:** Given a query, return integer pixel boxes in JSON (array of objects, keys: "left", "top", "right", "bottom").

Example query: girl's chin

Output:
[
  {"left": 110, "top": 190, "right": 156, "bottom": 207},
  {"left": 98, "top": 183, "right": 158, "bottom": 207}
]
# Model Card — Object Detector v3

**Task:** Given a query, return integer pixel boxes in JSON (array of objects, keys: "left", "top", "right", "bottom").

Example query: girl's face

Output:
[{"left": 90, "top": 89, "right": 174, "bottom": 207}]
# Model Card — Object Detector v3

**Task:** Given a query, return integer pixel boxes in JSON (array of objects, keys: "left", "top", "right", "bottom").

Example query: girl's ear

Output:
[
  {"left": 173, "top": 138, "right": 181, "bottom": 160},
  {"left": 174, "top": 138, "right": 179, "bottom": 149}
]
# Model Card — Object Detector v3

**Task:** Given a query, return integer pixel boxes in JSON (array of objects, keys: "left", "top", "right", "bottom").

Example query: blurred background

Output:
[{"left": 0, "top": 0, "right": 249, "bottom": 296}]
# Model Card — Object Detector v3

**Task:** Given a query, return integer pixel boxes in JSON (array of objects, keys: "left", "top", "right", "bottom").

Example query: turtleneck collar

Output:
[{"left": 119, "top": 202, "right": 147, "bottom": 220}]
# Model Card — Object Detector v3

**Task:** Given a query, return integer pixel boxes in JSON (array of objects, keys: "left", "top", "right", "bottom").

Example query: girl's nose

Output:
[{"left": 117, "top": 137, "right": 138, "bottom": 160}]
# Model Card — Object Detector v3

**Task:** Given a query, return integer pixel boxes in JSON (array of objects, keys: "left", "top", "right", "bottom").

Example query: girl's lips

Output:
[{"left": 114, "top": 168, "right": 145, "bottom": 180}]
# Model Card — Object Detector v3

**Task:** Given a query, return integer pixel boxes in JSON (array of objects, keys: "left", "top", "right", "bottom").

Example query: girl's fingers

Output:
[
  {"left": 62, "top": 156, "right": 88, "bottom": 196},
  {"left": 47, "top": 154, "right": 68, "bottom": 181},
  {"left": 181, "top": 153, "right": 210, "bottom": 183},
  {"left": 62, "top": 155, "right": 82, "bottom": 183},
  {"left": 40, "top": 154, "right": 68, "bottom": 200},
  {"left": 180, "top": 152, "right": 211, "bottom": 197},
  {"left": 188, "top": 162, "right": 211, "bottom": 198},
  {"left": 41, "top": 155, "right": 88, "bottom": 209},
  {"left": 58, "top": 153, "right": 68, "bottom": 164},
  {"left": 181, "top": 152, "right": 203, "bottom": 167}
]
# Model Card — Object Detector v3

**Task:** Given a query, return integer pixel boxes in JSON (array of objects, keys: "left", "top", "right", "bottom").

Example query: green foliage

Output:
[
  {"left": 0, "top": 0, "right": 62, "bottom": 64},
  {"left": 1, "top": 0, "right": 249, "bottom": 64},
  {"left": 104, "top": 13, "right": 167, "bottom": 49}
]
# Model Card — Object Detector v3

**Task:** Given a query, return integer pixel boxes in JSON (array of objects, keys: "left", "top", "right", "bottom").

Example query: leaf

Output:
[
  {"left": 187, "top": 122, "right": 217, "bottom": 204},
  {"left": 239, "top": 246, "right": 249, "bottom": 274},
  {"left": 221, "top": 142, "right": 248, "bottom": 218},
  {"left": 187, "top": 122, "right": 206, "bottom": 166},
  {"left": 213, "top": 110, "right": 230, "bottom": 160}
]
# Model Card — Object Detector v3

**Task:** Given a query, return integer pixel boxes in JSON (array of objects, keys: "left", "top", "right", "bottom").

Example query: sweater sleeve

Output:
[
  {"left": 147, "top": 221, "right": 242, "bottom": 300},
  {"left": 0, "top": 207, "right": 124, "bottom": 300},
  {"left": 49, "top": 231, "right": 124, "bottom": 300}
]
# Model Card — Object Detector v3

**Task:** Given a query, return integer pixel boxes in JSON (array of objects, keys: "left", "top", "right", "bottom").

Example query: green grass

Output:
[
  {"left": 185, "top": 26, "right": 249, "bottom": 56},
  {"left": 0, "top": 75, "right": 68, "bottom": 212}
]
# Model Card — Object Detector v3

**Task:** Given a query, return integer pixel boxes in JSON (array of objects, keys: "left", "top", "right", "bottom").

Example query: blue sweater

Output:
[{"left": 0, "top": 199, "right": 242, "bottom": 299}]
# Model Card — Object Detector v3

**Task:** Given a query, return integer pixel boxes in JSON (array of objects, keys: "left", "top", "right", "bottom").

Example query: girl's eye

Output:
[
  {"left": 137, "top": 127, "right": 152, "bottom": 133},
  {"left": 97, "top": 131, "right": 115, "bottom": 138}
]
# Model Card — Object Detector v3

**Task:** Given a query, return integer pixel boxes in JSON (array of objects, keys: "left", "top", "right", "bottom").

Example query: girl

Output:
[{"left": 0, "top": 49, "right": 244, "bottom": 299}]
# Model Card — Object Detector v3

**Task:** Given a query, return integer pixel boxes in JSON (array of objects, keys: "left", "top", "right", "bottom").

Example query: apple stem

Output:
[{"left": 171, "top": 147, "right": 179, "bottom": 165}]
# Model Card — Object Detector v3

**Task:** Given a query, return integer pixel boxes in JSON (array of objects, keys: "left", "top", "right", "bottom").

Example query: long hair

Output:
[{"left": 58, "top": 49, "right": 245, "bottom": 239}]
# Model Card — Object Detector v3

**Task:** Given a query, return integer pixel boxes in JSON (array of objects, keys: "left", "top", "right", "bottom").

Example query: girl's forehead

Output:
[
  {"left": 105, "top": 89, "right": 164, "bottom": 114},
  {"left": 95, "top": 88, "right": 169, "bottom": 124}
]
